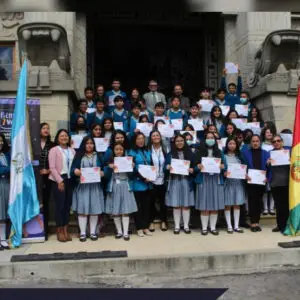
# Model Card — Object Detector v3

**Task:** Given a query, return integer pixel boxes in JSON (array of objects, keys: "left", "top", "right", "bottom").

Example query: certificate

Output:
[
  {"left": 80, "top": 167, "right": 101, "bottom": 184},
  {"left": 158, "top": 124, "right": 175, "bottom": 138},
  {"left": 180, "top": 131, "right": 197, "bottom": 143},
  {"left": 136, "top": 123, "right": 153, "bottom": 137},
  {"left": 71, "top": 134, "right": 84, "bottom": 149},
  {"left": 217, "top": 140, "right": 223, "bottom": 151},
  {"left": 170, "top": 159, "right": 190, "bottom": 176},
  {"left": 280, "top": 133, "right": 293, "bottom": 147},
  {"left": 94, "top": 138, "right": 110, "bottom": 152},
  {"left": 246, "top": 122, "right": 261, "bottom": 135},
  {"left": 247, "top": 169, "right": 266, "bottom": 185},
  {"left": 201, "top": 157, "right": 221, "bottom": 174},
  {"left": 114, "top": 157, "right": 133, "bottom": 173},
  {"left": 171, "top": 119, "right": 183, "bottom": 130},
  {"left": 221, "top": 137, "right": 228, "bottom": 148},
  {"left": 231, "top": 118, "right": 247, "bottom": 130},
  {"left": 270, "top": 150, "right": 290, "bottom": 166},
  {"left": 220, "top": 105, "right": 230, "bottom": 116},
  {"left": 138, "top": 165, "right": 157, "bottom": 181},
  {"left": 262, "top": 144, "right": 273, "bottom": 152},
  {"left": 225, "top": 62, "right": 238, "bottom": 74},
  {"left": 198, "top": 100, "right": 214, "bottom": 112},
  {"left": 188, "top": 119, "right": 204, "bottom": 131},
  {"left": 227, "top": 163, "right": 247, "bottom": 179},
  {"left": 108, "top": 95, "right": 116, "bottom": 106},
  {"left": 154, "top": 116, "right": 170, "bottom": 124},
  {"left": 113, "top": 122, "right": 124, "bottom": 131},
  {"left": 235, "top": 104, "right": 249, "bottom": 117},
  {"left": 87, "top": 107, "right": 96, "bottom": 114}
]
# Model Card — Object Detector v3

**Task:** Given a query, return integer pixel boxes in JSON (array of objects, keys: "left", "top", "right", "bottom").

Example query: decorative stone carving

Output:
[
  {"left": 0, "top": 12, "right": 24, "bottom": 38},
  {"left": 248, "top": 29, "right": 300, "bottom": 89},
  {"left": 17, "top": 22, "right": 71, "bottom": 90}
]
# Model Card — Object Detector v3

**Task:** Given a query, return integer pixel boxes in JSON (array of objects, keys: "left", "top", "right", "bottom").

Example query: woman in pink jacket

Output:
[{"left": 48, "top": 129, "right": 75, "bottom": 242}]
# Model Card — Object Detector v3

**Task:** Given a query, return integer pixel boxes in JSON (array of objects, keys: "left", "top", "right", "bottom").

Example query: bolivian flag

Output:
[{"left": 285, "top": 86, "right": 300, "bottom": 236}]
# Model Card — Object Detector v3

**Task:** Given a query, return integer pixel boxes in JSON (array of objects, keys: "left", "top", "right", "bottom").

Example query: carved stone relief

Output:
[{"left": 0, "top": 12, "right": 24, "bottom": 38}]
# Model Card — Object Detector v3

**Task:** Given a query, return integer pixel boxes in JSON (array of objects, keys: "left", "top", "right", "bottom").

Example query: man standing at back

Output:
[
  {"left": 143, "top": 80, "right": 166, "bottom": 112},
  {"left": 168, "top": 84, "right": 190, "bottom": 111}
]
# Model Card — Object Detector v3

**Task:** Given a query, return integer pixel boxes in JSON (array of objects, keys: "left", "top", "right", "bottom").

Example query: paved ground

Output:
[{"left": 0, "top": 268, "right": 300, "bottom": 300}]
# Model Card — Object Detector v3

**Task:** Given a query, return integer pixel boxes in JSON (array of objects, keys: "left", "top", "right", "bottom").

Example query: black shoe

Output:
[
  {"left": 272, "top": 227, "right": 280, "bottom": 232},
  {"left": 227, "top": 229, "right": 234, "bottom": 234},
  {"left": 90, "top": 233, "right": 98, "bottom": 241},
  {"left": 269, "top": 211, "right": 276, "bottom": 216},
  {"left": 256, "top": 226, "right": 262, "bottom": 232},
  {"left": 161, "top": 222, "right": 168, "bottom": 231},
  {"left": 115, "top": 233, "right": 123, "bottom": 239},
  {"left": 201, "top": 230, "right": 208, "bottom": 236},
  {"left": 79, "top": 234, "right": 87, "bottom": 242},
  {"left": 250, "top": 227, "right": 257, "bottom": 232},
  {"left": 184, "top": 228, "right": 191, "bottom": 234},
  {"left": 234, "top": 228, "right": 244, "bottom": 233},
  {"left": 173, "top": 228, "right": 180, "bottom": 235},
  {"left": 210, "top": 230, "right": 219, "bottom": 236},
  {"left": 123, "top": 235, "right": 130, "bottom": 241},
  {"left": 262, "top": 211, "right": 268, "bottom": 216}
]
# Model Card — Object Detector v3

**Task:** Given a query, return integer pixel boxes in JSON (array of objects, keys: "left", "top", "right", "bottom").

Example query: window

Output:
[{"left": 0, "top": 43, "right": 15, "bottom": 80}]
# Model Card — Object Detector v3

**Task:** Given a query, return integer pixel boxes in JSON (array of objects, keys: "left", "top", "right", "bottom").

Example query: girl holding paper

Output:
[
  {"left": 101, "top": 117, "right": 115, "bottom": 142},
  {"left": 194, "top": 132, "right": 226, "bottom": 236},
  {"left": 154, "top": 119, "right": 171, "bottom": 153},
  {"left": 223, "top": 137, "right": 246, "bottom": 233},
  {"left": 128, "top": 132, "right": 153, "bottom": 237},
  {"left": 248, "top": 107, "right": 264, "bottom": 128},
  {"left": 166, "top": 96, "right": 188, "bottom": 127},
  {"left": 207, "top": 106, "right": 226, "bottom": 138},
  {"left": 71, "top": 136, "right": 105, "bottom": 242},
  {"left": 165, "top": 134, "right": 195, "bottom": 234},
  {"left": 111, "top": 96, "right": 129, "bottom": 133},
  {"left": 105, "top": 142, "right": 137, "bottom": 241}
]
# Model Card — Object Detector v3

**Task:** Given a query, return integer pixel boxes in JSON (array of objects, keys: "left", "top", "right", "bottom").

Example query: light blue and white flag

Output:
[{"left": 8, "top": 59, "right": 40, "bottom": 248}]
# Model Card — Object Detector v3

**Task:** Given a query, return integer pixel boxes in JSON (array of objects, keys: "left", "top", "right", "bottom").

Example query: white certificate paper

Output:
[
  {"left": 262, "top": 144, "right": 273, "bottom": 152},
  {"left": 170, "top": 159, "right": 190, "bottom": 176},
  {"left": 225, "top": 62, "right": 238, "bottom": 74},
  {"left": 113, "top": 122, "right": 124, "bottom": 131},
  {"left": 270, "top": 150, "right": 290, "bottom": 166},
  {"left": 188, "top": 119, "right": 204, "bottom": 131},
  {"left": 87, "top": 108, "right": 96, "bottom": 114},
  {"left": 235, "top": 104, "right": 249, "bottom": 117},
  {"left": 154, "top": 116, "right": 170, "bottom": 124},
  {"left": 114, "top": 157, "right": 133, "bottom": 173},
  {"left": 136, "top": 123, "right": 153, "bottom": 137},
  {"left": 280, "top": 133, "right": 293, "bottom": 147},
  {"left": 138, "top": 165, "right": 157, "bottom": 181},
  {"left": 247, "top": 169, "right": 266, "bottom": 185},
  {"left": 94, "top": 138, "right": 110, "bottom": 152},
  {"left": 198, "top": 100, "right": 215, "bottom": 112},
  {"left": 80, "top": 167, "right": 101, "bottom": 184},
  {"left": 217, "top": 138, "right": 228, "bottom": 150},
  {"left": 227, "top": 163, "right": 247, "bottom": 179},
  {"left": 158, "top": 124, "right": 175, "bottom": 138},
  {"left": 171, "top": 119, "right": 183, "bottom": 130},
  {"left": 231, "top": 118, "right": 247, "bottom": 130},
  {"left": 246, "top": 122, "right": 261, "bottom": 135},
  {"left": 71, "top": 135, "right": 84, "bottom": 149},
  {"left": 201, "top": 157, "right": 221, "bottom": 174},
  {"left": 180, "top": 131, "right": 197, "bottom": 143},
  {"left": 108, "top": 95, "right": 116, "bottom": 106},
  {"left": 220, "top": 105, "right": 230, "bottom": 116}
]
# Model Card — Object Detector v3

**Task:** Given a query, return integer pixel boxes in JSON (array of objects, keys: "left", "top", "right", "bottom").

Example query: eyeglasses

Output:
[{"left": 272, "top": 139, "right": 282, "bottom": 144}]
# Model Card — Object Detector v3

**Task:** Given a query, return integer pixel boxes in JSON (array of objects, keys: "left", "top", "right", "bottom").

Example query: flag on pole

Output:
[
  {"left": 8, "top": 59, "right": 40, "bottom": 248},
  {"left": 284, "top": 85, "right": 300, "bottom": 236}
]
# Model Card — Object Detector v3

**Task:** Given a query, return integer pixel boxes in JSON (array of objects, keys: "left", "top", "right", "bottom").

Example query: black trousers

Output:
[
  {"left": 134, "top": 191, "right": 151, "bottom": 230},
  {"left": 41, "top": 174, "right": 52, "bottom": 239},
  {"left": 52, "top": 175, "right": 73, "bottom": 227},
  {"left": 247, "top": 184, "right": 265, "bottom": 224},
  {"left": 150, "top": 184, "right": 168, "bottom": 223},
  {"left": 271, "top": 186, "right": 289, "bottom": 232}
]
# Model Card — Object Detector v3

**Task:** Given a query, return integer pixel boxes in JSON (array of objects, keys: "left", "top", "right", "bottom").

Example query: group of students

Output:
[{"left": 0, "top": 70, "right": 293, "bottom": 248}]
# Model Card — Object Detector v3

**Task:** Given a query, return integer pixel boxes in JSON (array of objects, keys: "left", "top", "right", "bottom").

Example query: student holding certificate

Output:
[
  {"left": 188, "top": 103, "right": 206, "bottom": 140},
  {"left": 71, "top": 137, "right": 105, "bottom": 242},
  {"left": 242, "top": 135, "right": 270, "bottom": 232},
  {"left": 223, "top": 137, "right": 246, "bottom": 234},
  {"left": 194, "top": 132, "right": 225, "bottom": 236},
  {"left": 166, "top": 96, "right": 188, "bottom": 129},
  {"left": 154, "top": 119, "right": 171, "bottom": 153},
  {"left": 101, "top": 117, "right": 115, "bottom": 143},
  {"left": 105, "top": 143, "right": 137, "bottom": 241},
  {"left": 148, "top": 130, "right": 168, "bottom": 232},
  {"left": 206, "top": 106, "right": 226, "bottom": 138},
  {"left": 248, "top": 106, "right": 264, "bottom": 128},
  {"left": 267, "top": 135, "right": 290, "bottom": 233},
  {"left": 128, "top": 132, "right": 153, "bottom": 237},
  {"left": 165, "top": 134, "right": 195, "bottom": 234}
]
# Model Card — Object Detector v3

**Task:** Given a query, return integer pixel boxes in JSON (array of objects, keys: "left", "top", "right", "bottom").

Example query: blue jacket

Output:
[
  {"left": 0, "top": 152, "right": 10, "bottom": 175},
  {"left": 221, "top": 76, "right": 242, "bottom": 109},
  {"left": 206, "top": 118, "right": 226, "bottom": 138},
  {"left": 111, "top": 109, "right": 129, "bottom": 132},
  {"left": 194, "top": 152, "right": 227, "bottom": 185},
  {"left": 87, "top": 111, "right": 110, "bottom": 129},
  {"left": 242, "top": 147, "right": 271, "bottom": 182},
  {"left": 105, "top": 90, "right": 129, "bottom": 113},
  {"left": 214, "top": 98, "right": 230, "bottom": 107},
  {"left": 166, "top": 109, "right": 188, "bottom": 127},
  {"left": 128, "top": 116, "right": 140, "bottom": 139},
  {"left": 128, "top": 148, "right": 153, "bottom": 191},
  {"left": 140, "top": 110, "right": 154, "bottom": 123}
]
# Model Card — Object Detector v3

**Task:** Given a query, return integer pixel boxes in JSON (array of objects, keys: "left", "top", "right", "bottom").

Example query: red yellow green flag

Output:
[{"left": 284, "top": 85, "right": 300, "bottom": 236}]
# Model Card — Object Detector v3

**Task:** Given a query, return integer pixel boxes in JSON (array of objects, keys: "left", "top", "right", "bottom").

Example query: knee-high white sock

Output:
[
  {"left": 224, "top": 210, "right": 232, "bottom": 230},
  {"left": 78, "top": 215, "right": 87, "bottom": 235},
  {"left": 234, "top": 208, "right": 240, "bottom": 230},
  {"left": 122, "top": 216, "right": 130, "bottom": 236},
  {"left": 200, "top": 215, "right": 209, "bottom": 231},
  {"left": 113, "top": 217, "right": 122, "bottom": 234},
  {"left": 269, "top": 194, "right": 275, "bottom": 211},
  {"left": 209, "top": 214, "right": 218, "bottom": 231},
  {"left": 173, "top": 209, "right": 181, "bottom": 230},
  {"left": 182, "top": 209, "right": 190, "bottom": 230},
  {"left": 89, "top": 215, "right": 98, "bottom": 235},
  {"left": 263, "top": 193, "right": 268, "bottom": 211}
]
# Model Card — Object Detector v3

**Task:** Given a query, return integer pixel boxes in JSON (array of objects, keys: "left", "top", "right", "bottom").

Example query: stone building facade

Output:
[{"left": 0, "top": 11, "right": 298, "bottom": 133}]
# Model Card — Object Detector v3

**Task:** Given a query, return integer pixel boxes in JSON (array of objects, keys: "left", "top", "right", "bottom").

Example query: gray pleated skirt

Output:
[
  {"left": 72, "top": 183, "right": 105, "bottom": 215},
  {"left": 195, "top": 174, "right": 225, "bottom": 211},
  {"left": 0, "top": 178, "right": 9, "bottom": 220},
  {"left": 165, "top": 176, "right": 195, "bottom": 207},
  {"left": 106, "top": 180, "right": 137, "bottom": 215},
  {"left": 224, "top": 179, "right": 246, "bottom": 206}
]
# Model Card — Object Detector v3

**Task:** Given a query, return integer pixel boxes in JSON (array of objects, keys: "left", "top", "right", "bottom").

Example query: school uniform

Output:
[
  {"left": 111, "top": 109, "right": 129, "bottom": 132},
  {"left": 220, "top": 76, "right": 242, "bottom": 109},
  {"left": 214, "top": 98, "right": 230, "bottom": 107},
  {"left": 128, "top": 115, "right": 140, "bottom": 139},
  {"left": 140, "top": 109, "right": 154, "bottom": 123},
  {"left": 188, "top": 116, "right": 205, "bottom": 140},
  {"left": 87, "top": 111, "right": 110, "bottom": 129},
  {"left": 71, "top": 152, "right": 105, "bottom": 215},
  {"left": 105, "top": 90, "right": 128, "bottom": 113},
  {"left": 166, "top": 109, "right": 188, "bottom": 127},
  {"left": 0, "top": 152, "right": 10, "bottom": 221},
  {"left": 206, "top": 118, "right": 226, "bottom": 138},
  {"left": 87, "top": 100, "right": 96, "bottom": 109}
]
